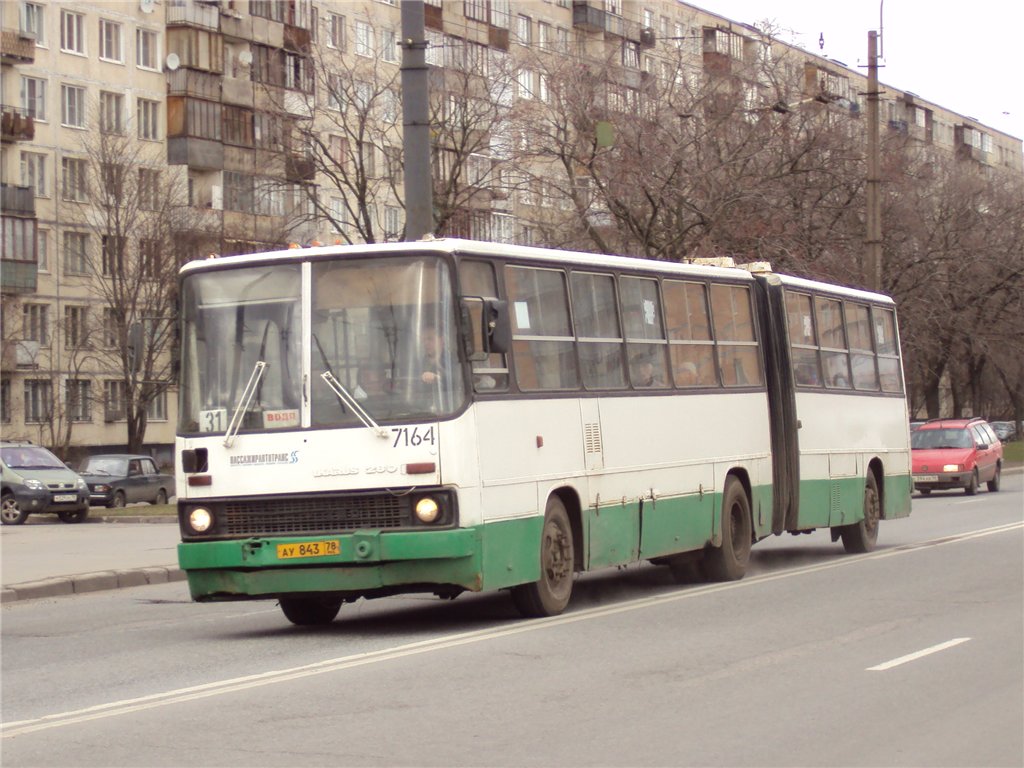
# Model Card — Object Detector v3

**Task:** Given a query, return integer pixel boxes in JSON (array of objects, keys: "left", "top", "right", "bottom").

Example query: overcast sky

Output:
[{"left": 692, "top": 0, "right": 1024, "bottom": 141}]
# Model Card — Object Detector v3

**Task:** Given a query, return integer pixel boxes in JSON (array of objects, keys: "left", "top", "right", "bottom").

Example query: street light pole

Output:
[
  {"left": 400, "top": 0, "right": 433, "bottom": 240},
  {"left": 865, "top": 30, "right": 882, "bottom": 292}
]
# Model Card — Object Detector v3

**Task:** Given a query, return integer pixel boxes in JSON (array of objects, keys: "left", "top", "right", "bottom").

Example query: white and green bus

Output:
[{"left": 175, "top": 239, "right": 912, "bottom": 625}]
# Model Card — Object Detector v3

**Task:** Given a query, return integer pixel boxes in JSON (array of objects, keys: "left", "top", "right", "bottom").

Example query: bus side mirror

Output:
[
  {"left": 460, "top": 297, "right": 511, "bottom": 360},
  {"left": 484, "top": 298, "right": 510, "bottom": 355}
]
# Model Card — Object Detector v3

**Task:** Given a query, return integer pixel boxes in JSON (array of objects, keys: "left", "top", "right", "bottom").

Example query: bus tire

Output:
[
  {"left": 841, "top": 472, "right": 880, "bottom": 554},
  {"left": 702, "top": 477, "right": 752, "bottom": 582},
  {"left": 511, "top": 496, "right": 574, "bottom": 617},
  {"left": 280, "top": 597, "right": 342, "bottom": 626}
]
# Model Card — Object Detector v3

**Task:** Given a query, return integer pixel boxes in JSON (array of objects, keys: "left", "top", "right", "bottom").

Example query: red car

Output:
[{"left": 911, "top": 418, "right": 1003, "bottom": 495}]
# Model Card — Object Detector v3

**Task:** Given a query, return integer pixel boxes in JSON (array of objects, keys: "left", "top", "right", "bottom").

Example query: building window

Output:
[
  {"left": 139, "top": 238, "right": 160, "bottom": 277},
  {"left": 24, "top": 380, "right": 53, "bottom": 423},
  {"left": 223, "top": 171, "right": 254, "bottom": 213},
  {"left": 65, "top": 306, "right": 89, "bottom": 349},
  {"left": 379, "top": 28, "right": 397, "bottom": 63},
  {"left": 146, "top": 390, "right": 167, "bottom": 421},
  {"left": 61, "top": 157, "right": 88, "bottom": 202},
  {"left": 37, "top": 229, "right": 49, "bottom": 271},
  {"left": 61, "top": 84, "right": 86, "bottom": 128},
  {"left": 464, "top": 0, "right": 487, "bottom": 23},
  {"left": 20, "top": 76, "right": 46, "bottom": 121},
  {"left": 355, "top": 21, "right": 372, "bottom": 57},
  {"left": 137, "top": 99, "right": 160, "bottom": 141},
  {"left": 23, "top": 303, "right": 49, "bottom": 344},
  {"left": 328, "top": 13, "right": 346, "bottom": 50},
  {"left": 101, "top": 235, "right": 125, "bottom": 276},
  {"left": 21, "top": 152, "right": 47, "bottom": 198},
  {"left": 99, "top": 19, "right": 123, "bottom": 63},
  {"left": 66, "top": 379, "right": 92, "bottom": 422},
  {"left": 384, "top": 205, "right": 402, "bottom": 240},
  {"left": 1, "top": 379, "right": 9, "bottom": 424},
  {"left": 100, "top": 91, "right": 125, "bottom": 135},
  {"left": 138, "top": 169, "right": 160, "bottom": 210},
  {"left": 105, "top": 380, "right": 126, "bottom": 421},
  {"left": 516, "top": 15, "right": 531, "bottom": 45},
  {"left": 60, "top": 10, "right": 85, "bottom": 54},
  {"left": 137, "top": 28, "right": 159, "bottom": 70},
  {"left": 102, "top": 307, "right": 119, "bottom": 348},
  {"left": 3, "top": 217, "right": 36, "bottom": 263},
  {"left": 63, "top": 231, "right": 89, "bottom": 274},
  {"left": 20, "top": 2, "right": 45, "bottom": 45}
]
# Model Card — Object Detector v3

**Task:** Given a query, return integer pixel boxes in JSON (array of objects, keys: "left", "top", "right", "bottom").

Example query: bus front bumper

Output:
[{"left": 177, "top": 528, "right": 483, "bottom": 601}]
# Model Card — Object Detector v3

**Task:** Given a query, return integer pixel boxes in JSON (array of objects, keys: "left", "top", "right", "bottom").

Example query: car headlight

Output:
[
  {"left": 414, "top": 497, "right": 441, "bottom": 524},
  {"left": 24, "top": 478, "right": 45, "bottom": 490},
  {"left": 188, "top": 507, "right": 213, "bottom": 533},
  {"left": 77, "top": 478, "right": 88, "bottom": 490},
  {"left": 942, "top": 464, "right": 961, "bottom": 473},
  {"left": 95, "top": 484, "right": 110, "bottom": 493}
]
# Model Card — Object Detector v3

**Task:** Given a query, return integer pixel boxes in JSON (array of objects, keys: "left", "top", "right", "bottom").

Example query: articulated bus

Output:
[{"left": 175, "top": 239, "right": 912, "bottom": 625}]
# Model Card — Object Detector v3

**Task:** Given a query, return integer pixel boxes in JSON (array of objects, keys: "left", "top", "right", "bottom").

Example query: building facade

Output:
[{"left": 1, "top": 0, "right": 1021, "bottom": 458}]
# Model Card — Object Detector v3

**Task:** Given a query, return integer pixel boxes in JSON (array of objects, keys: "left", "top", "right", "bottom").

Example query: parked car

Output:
[
  {"left": 1, "top": 441, "right": 90, "bottom": 525},
  {"left": 78, "top": 454, "right": 175, "bottom": 508},
  {"left": 990, "top": 421, "right": 1018, "bottom": 443},
  {"left": 911, "top": 418, "right": 1003, "bottom": 495}
]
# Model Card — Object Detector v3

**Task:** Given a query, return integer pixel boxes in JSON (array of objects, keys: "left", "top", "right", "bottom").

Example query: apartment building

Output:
[{"left": 1, "top": 0, "right": 1021, "bottom": 458}]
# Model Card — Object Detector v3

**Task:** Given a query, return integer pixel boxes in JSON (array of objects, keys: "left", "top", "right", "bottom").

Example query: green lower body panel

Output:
[
  {"left": 796, "top": 473, "right": 913, "bottom": 530},
  {"left": 180, "top": 521, "right": 551, "bottom": 602}
]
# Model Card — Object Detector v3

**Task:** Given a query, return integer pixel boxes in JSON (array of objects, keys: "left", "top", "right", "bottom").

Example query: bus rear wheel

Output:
[
  {"left": 511, "top": 496, "right": 574, "bottom": 618},
  {"left": 702, "top": 477, "right": 752, "bottom": 582},
  {"left": 840, "top": 472, "right": 880, "bottom": 554},
  {"left": 280, "top": 596, "right": 342, "bottom": 626}
]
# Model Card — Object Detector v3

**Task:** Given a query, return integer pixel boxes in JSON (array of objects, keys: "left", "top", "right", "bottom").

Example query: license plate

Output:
[
  {"left": 914, "top": 475, "right": 938, "bottom": 483},
  {"left": 53, "top": 493, "right": 76, "bottom": 503},
  {"left": 276, "top": 540, "right": 340, "bottom": 560}
]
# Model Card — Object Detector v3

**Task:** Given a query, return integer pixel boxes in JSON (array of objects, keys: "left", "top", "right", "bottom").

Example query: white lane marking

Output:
[
  {"left": 3, "top": 521, "right": 1021, "bottom": 738},
  {"left": 867, "top": 637, "right": 972, "bottom": 671}
]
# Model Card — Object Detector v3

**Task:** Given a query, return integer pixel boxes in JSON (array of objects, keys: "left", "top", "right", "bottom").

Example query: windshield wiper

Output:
[
  {"left": 320, "top": 371, "right": 388, "bottom": 439},
  {"left": 224, "top": 360, "right": 268, "bottom": 448}
]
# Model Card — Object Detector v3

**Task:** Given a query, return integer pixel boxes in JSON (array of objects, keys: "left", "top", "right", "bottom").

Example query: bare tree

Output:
[{"left": 76, "top": 127, "right": 194, "bottom": 452}]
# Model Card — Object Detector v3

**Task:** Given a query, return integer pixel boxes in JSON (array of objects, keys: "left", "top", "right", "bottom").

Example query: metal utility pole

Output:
[
  {"left": 865, "top": 30, "right": 882, "bottom": 292},
  {"left": 400, "top": 0, "right": 433, "bottom": 240}
]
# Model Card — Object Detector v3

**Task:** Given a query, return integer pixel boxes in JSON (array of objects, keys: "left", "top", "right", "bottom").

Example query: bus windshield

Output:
[{"left": 178, "top": 255, "right": 464, "bottom": 435}]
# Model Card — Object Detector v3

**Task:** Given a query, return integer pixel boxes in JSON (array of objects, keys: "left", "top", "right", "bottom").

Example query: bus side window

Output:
[
  {"left": 664, "top": 280, "right": 718, "bottom": 388},
  {"left": 571, "top": 271, "right": 626, "bottom": 389},
  {"left": 816, "top": 297, "right": 851, "bottom": 389},
  {"left": 847, "top": 303, "right": 879, "bottom": 390},
  {"left": 620, "top": 276, "right": 669, "bottom": 389},
  {"left": 785, "top": 291, "right": 822, "bottom": 388},
  {"left": 710, "top": 283, "right": 763, "bottom": 387},
  {"left": 506, "top": 266, "right": 579, "bottom": 391},
  {"left": 873, "top": 307, "right": 903, "bottom": 393}
]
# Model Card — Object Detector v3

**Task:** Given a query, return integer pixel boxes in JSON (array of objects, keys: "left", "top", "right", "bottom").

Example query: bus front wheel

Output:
[
  {"left": 511, "top": 496, "right": 575, "bottom": 618},
  {"left": 280, "top": 596, "right": 342, "bottom": 626},
  {"left": 840, "top": 472, "right": 880, "bottom": 554},
  {"left": 702, "top": 477, "right": 752, "bottom": 582}
]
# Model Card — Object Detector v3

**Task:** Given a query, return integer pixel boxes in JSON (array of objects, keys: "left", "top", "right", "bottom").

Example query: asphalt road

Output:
[{"left": 2, "top": 475, "right": 1021, "bottom": 767}]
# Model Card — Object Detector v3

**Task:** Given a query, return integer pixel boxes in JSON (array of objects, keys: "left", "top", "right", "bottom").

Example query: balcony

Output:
[
  {"left": 168, "top": 136, "right": 225, "bottom": 170},
  {"left": 285, "top": 154, "right": 316, "bottom": 182},
  {"left": 572, "top": 2, "right": 644, "bottom": 43},
  {"left": 167, "top": 69, "right": 222, "bottom": 100},
  {"left": 1, "top": 184, "right": 35, "bottom": 215},
  {"left": 166, "top": 3, "right": 220, "bottom": 30},
  {"left": 1, "top": 29, "right": 36, "bottom": 64},
  {"left": 1, "top": 105, "right": 34, "bottom": 142}
]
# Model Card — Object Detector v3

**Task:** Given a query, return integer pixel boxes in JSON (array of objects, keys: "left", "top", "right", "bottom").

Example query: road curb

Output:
[{"left": 1, "top": 566, "right": 186, "bottom": 604}]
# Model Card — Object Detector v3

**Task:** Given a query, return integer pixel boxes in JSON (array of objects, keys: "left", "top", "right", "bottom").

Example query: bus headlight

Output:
[
  {"left": 188, "top": 507, "right": 213, "bottom": 533},
  {"left": 415, "top": 497, "right": 440, "bottom": 524}
]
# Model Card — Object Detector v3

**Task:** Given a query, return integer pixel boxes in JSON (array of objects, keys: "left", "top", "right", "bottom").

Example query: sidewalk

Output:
[{"left": 0, "top": 516, "right": 185, "bottom": 604}]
